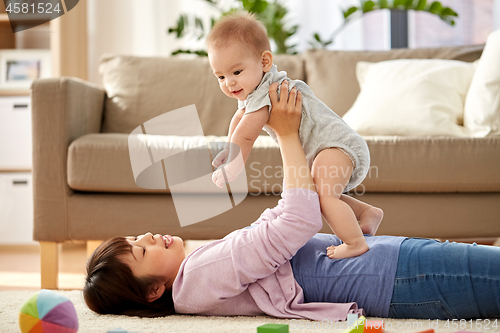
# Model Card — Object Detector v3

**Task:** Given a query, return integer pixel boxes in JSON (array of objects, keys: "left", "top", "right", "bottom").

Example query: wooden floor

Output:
[
  {"left": 0, "top": 240, "right": 214, "bottom": 291},
  {"left": 0, "top": 242, "right": 87, "bottom": 290}
]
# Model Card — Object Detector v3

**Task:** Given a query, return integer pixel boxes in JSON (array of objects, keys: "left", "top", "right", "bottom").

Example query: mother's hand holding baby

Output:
[
  {"left": 267, "top": 80, "right": 314, "bottom": 192},
  {"left": 266, "top": 80, "right": 302, "bottom": 138}
]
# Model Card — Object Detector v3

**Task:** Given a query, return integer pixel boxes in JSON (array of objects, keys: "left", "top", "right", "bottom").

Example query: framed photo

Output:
[{"left": 0, "top": 49, "right": 51, "bottom": 91}]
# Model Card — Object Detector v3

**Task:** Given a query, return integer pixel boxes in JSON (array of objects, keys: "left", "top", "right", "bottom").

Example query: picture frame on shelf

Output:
[{"left": 0, "top": 49, "right": 51, "bottom": 91}]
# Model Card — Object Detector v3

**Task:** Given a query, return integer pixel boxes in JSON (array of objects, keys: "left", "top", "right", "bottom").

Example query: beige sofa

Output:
[{"left": 31, "top": 44, "right": 500, "bottom": 288}]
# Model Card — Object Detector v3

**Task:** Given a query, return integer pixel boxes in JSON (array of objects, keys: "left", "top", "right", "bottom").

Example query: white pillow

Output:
[
  {"left": 342, "top": 59, "right": 476, "bottom": 137},
  {"left": 464, "top": 29, "right": 500, "bottom": 137}
]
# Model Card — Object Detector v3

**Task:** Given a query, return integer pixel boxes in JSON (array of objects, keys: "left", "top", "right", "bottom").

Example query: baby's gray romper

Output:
[{"left": 237, "top": 64, "right": 370, "bottom": 192}]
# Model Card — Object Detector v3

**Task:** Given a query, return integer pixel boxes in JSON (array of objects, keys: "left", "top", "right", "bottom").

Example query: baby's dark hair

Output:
[
  {"left": 83, "top": 237, "right": 174, "bottom": 317},
  {"left": 206, "top": 9, "right": 271, "bottom": 60}
]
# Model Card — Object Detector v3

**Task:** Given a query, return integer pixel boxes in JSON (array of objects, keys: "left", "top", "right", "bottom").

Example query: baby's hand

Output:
[
  {"left": 212, "top": 148, "right": 229, "bottom": 169},
  {"left": 212, "top": 164, "right": 240, "bottom": 188},
  {"left": 211, "top": 150, "right": 245, "bottom": 188}
]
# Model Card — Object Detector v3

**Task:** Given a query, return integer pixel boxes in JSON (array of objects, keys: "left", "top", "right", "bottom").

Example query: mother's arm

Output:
[
  {"left": 267, "top": 82, "right": 315, "bottom": 192},
  {"left": 174, "top": 83, "right": 324, "bottom": 313},
  {"left": 226, "top": 82, "right": 317, "bottom": 235},
  {"left": 239, "top": 82, "right": 322, "bottom": 268}
]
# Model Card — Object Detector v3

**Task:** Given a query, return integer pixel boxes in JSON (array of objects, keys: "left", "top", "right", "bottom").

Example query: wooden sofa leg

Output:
[
  {"left": 40, "top": 242, "right": 59, "bottom": 289},
  {"left": 86, "top": 240, "right": 103, "bottom": 258}
]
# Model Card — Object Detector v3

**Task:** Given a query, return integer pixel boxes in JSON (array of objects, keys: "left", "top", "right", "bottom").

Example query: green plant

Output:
[
  {"left": 167, "top": 0, "right": 458, "bottom": 55},
  {"left": 167, "top": 0, "right": 298, "bottom": 56},
  {"left": 310, "top": 0, "right": 458, "bottom": 49}
]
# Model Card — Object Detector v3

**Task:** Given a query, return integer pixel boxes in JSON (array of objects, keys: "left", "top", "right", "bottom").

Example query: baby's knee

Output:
[
  {"left": 314, "top": 179, "right": 345, "bottom": 199},
  {"left": 317, "top": 190, "right": 343, "bottom": 203}
]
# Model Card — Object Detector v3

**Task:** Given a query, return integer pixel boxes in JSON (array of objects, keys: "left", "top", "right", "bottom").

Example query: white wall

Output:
[
  {"left": 87, "top": 0, "right": 182, "bottom": 85},
  {"left": 87, "top": 0, "right": 233, "bottom": 85}
]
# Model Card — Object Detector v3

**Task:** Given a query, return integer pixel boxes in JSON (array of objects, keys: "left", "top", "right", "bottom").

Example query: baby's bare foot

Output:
[
  {"left": 358, "top": 207, "right": 384, "bottom": 236},
  {"left": 326, "top": 238, "right": 369, "bottom": 259}
]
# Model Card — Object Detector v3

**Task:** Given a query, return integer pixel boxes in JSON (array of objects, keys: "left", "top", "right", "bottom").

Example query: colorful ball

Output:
[{"left": 19, "top": 289, "right": 79, "bottom": 333}]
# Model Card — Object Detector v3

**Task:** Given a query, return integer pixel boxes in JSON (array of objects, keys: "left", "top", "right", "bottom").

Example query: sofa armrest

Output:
[{"left": 31, "top": 77, "right": 105, "bottom": 241}]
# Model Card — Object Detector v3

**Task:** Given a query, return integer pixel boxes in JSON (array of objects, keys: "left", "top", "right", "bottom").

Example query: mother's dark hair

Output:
[{"left": 83, "top": 237, "right": 174, "bottom": 317}]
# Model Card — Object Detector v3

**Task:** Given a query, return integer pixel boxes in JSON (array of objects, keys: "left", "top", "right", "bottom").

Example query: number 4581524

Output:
[
  {"left": 444, "top": 319, "right": 498, "bottom": 330},
  {"left": 6, "top": 1, "right": 62, "bottom": 14}
]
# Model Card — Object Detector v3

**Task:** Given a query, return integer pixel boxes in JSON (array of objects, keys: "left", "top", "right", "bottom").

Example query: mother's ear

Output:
[{"left": 147, "top": 283, "right": 166, "bottom": 302}]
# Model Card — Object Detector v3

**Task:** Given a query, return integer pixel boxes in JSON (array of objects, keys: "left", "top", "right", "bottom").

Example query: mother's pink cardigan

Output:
[{"left": 172, "top": 187, "right": 364, "bottom": 320}]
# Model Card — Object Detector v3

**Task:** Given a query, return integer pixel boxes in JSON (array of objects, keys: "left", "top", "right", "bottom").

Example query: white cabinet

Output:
[
  {"left": 0, "top": 173, "right": 34, "bottom": 244},
  {"left": 0, "top": 96, "right": 32, "bottom": 170},
  {"left": 0, "top": 95, "right": 34, "bottom": 244}
]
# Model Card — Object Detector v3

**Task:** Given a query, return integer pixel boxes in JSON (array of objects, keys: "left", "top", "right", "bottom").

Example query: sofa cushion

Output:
[
  {"left": 464, "top": 29, "right": 500, "bottom": 137},
  {"left": 304, "top": 44, "right": 484, "bottom": 117},
  {"left": 68, "top": 134, "right": 500, "bottom": 194},
  {"left": 99, "top": 54, "right": 305, "bottom": 135},
  {"left": 342, "top": 59, "right": 476, "bottom": 137},
  {"left": 68, "top": 133, "right": 282, "bottom": 194},
  {"left": 362, "top": 136, "right": 500, "bottom": 192}
]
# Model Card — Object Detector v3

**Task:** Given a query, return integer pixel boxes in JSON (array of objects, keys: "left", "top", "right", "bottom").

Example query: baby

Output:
[{"left": 206, "top": 10, "right": 383, "bottom": 259}]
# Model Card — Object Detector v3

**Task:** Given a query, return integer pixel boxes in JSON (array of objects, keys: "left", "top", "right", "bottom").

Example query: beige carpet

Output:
[{"left": 2, "top": 290, "right": 496, "bottom": 333}]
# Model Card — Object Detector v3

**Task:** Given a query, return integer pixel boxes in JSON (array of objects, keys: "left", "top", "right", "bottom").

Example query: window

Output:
[
  {"left": 348, "top": 0, "right": 495, "bottom": 50},
  {"left": 408, "top": 0, "right": 494, "bottom": 48}
]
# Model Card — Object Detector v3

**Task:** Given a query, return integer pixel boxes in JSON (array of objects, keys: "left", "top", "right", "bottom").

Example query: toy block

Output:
[
  {"left": 416, "top": 330, "right": 434, "bottom": 333},
  {"left": 108, "top": 329, "right": 128, "bottom": 333},
  {"left": 347, "top": 313, "right": 359, "bottom": 327},
  {"left": 257, "top": 323, "right": 289, "bottom": 333},
  {"left": 342, "top": 315, "right": 366, "bottom": 333},
  {"left": 364, "top": 320, "right": 385, "bottom": 332}
]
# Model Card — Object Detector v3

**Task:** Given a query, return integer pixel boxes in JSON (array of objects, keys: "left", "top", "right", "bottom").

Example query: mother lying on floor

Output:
[{"left": 84, "top": 82, "right": 500, "bottom": 321}]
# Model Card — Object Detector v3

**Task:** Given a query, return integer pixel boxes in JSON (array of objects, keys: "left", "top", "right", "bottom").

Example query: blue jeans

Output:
[{"left": 389, "top": 237, "right": 500, "bottom": 319}]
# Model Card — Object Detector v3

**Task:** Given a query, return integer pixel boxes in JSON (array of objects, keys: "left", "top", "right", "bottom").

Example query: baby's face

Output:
[{"left": 208, "top": 44, "right": 265, "bottom": 101}]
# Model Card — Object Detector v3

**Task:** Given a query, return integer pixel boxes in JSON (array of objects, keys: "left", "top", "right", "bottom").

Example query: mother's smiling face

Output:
[{"left": 121, "top": 232, "right": 186, "bottom": 302}]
